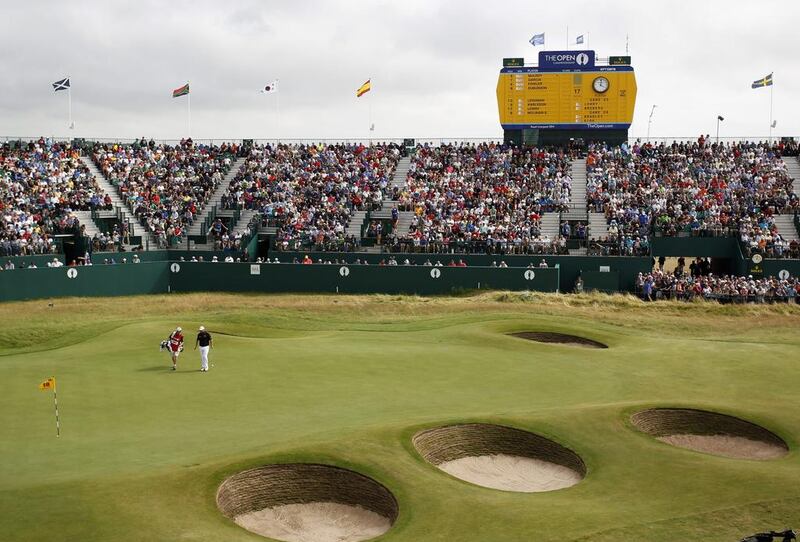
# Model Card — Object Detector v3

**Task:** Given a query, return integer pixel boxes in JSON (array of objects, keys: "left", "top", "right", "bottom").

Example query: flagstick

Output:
[{"left": 52, "top": 379, "right": 61, "bottom": 438}]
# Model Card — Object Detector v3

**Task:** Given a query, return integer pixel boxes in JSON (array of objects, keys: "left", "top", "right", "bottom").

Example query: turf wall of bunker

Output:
[
  {"left": 168, "top": 262, "right": 560, "bottom": 295},
  {"left": 0, "top": 261, "right": 170, "bottom": 301},
  {"left": 272, "top": 252, "right": 652, "bottom": 292}
]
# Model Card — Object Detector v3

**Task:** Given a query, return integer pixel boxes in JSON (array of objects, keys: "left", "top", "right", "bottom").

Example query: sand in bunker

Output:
[
  {"left": 658, "top": 434, "right": 787, "bottom": 460},
  {"left": 234, "top": 502, "right": 391, "bottom": 542},
  {"left": 438, "top": 453, "right": 581, "bottom": 492}
]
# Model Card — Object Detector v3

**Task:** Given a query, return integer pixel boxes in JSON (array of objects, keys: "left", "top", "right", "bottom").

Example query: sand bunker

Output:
[
  {"left": 216, "top": 464, "right": 398, "bottom": 542},
  {"left": 235, "top": 502, "right": 391, "bottom": 542},
  {"left": 510, "top": 332, "right": 607, "bottom": 349},
  {"left": 631, "top": 408, "right": 788, "bottom": 460},
  {"left": 413, "top": 423, "right": 585, "bottom": 492}
]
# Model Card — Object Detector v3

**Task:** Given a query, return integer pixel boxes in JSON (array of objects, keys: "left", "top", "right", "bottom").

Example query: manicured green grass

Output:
[{"left": 1, "top": 293, "right": 799, "bottom": 541}]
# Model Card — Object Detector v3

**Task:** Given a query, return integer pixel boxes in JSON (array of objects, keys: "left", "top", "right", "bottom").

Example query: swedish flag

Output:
[{"left": 751, "top": 73, "right": 773, "bottom": 89}]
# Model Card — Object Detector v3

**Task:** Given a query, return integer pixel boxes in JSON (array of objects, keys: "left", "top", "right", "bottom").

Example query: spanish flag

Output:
[
  {"left": 356, "top": 79, "right": 371, "bottom": 98},
  {"left": 39, "top": 377, "right": 56, "bottom": 391}
]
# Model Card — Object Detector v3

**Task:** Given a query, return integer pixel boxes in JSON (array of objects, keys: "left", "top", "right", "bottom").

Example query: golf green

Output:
[{"left": 1, "top": 292, "right": 799, "bottom": 541}]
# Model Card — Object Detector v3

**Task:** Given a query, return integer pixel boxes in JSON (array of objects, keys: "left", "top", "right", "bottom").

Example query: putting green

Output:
[{"left": 1, "top": 292, "right": 799, "bottom": 541}]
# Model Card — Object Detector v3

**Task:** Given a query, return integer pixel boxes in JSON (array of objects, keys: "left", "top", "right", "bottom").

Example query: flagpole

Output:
[
  {"left": 276, "top": 83, "right": 280, "bottom": 140},
  {"left": 768, "top": 76, "right": 773, "bottom": 144},
  {"left": 52, "top": 378, "right": 61, "bottom": 438},
  {"left": 187, "top": 80, "right": 191, "bottom": 138},
  {"left": 566, "top": 25, "right": 569, "bottom": 49},
  {"left": 68, "top": 85, "right": 73, "bottom": 130},
  {"left": 368, "top": 78, "right": 372, "bottom": 140}
]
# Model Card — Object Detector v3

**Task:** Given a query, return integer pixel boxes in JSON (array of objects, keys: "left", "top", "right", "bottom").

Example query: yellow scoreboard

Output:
[{"left": 496, "top": 63, "right": 637, "bottom": 130}]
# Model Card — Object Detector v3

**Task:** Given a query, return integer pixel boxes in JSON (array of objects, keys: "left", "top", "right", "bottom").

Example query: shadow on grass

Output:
[{"left": 138, "top": 365, "right": 207, "bottom": 374}]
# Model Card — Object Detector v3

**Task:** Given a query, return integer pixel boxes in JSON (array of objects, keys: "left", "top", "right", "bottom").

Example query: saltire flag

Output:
[
  {"left": 172, "top": 83, "right": 190, "bottom": 98},
  {"left": 356, "top": 80, "right": 371, "bottom": 98},
  {"left": 261, "top": 80, "right": 278, "bottom": 93},
  {"left": 751, "top": 73, "right": 773, "bottom": 89},
  {"left": 575, "top": 34, "right": 584, "bottom": 45},
  {"left": 529, "top": 33, "right": 545, "bottom": 46},
  {"left": 39, "top": 377, "right": 56, "bottom": 391},
  {"left": 52, "top": 78, "right": 70, "bottom": 92}
]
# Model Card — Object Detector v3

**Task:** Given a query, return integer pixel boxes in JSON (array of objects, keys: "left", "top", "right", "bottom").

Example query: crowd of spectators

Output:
[
  {"left": 389, "top": 143, "right": 573, "bottom": 253},
  {"left": 638, "top": 269, "right": 799, "bottom": 303},
  {"left": 585, "top": 139, "right": 798, "bottom": 257},
  {"left": 636, "top": 256, "right": 798, "bottom": 303},
  {"left": 93, "top": 138, "right": 237, "bottom": 248},
  {"left": 1, "top": 138, "right": 112, "bottom": 256},
  {"left": 223, "top": 142, "right": 401, "bottom": 251}
]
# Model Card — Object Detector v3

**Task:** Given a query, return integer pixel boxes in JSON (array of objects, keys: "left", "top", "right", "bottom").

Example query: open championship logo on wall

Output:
[
  {"left": 66, "top": 268, "right": 78, "bottom": 279},
  {"left": 430, "top": 268, "right": 441, "bottom": 279},
  {"left": 524, "top": 270, "right": 536, "bottom": 281},
  {"left": 170, "top": 263, "right": 181, "bottom": 273},
  {"left": 339, "top": 266, "right": 350, "bottom": 277},
  {"left": 575, "top": 53, "right": 590, "bottom": 65}
]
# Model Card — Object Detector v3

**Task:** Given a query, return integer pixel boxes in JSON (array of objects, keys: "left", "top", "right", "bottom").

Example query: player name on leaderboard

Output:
[{"left": 497, "top": 50, "right": 637, "bottom": 130}]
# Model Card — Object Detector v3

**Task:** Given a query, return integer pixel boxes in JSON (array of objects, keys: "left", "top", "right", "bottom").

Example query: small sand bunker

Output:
[
  {"left": 413, "top": 423, "right": 585, "bottom": 493},
  {"left": 631, "top": 408, "right": 788, "bottom": 460},
  {"left": 216, "top": 463, "right": 398, "bottom": 542},
  {"left": 510, "top": 332, "right": 607, "bottom": 349}
]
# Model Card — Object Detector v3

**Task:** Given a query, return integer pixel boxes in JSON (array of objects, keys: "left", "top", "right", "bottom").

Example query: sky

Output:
[{"left": 0, "top": 0, "right": 797, "bottom": 141}]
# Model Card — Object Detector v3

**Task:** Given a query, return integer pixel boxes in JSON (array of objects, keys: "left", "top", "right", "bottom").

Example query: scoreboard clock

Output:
[{"left": 592, "top": 76, "right": 610, "bottom": 93}]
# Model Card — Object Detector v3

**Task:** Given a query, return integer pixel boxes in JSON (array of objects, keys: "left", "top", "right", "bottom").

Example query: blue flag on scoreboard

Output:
[
  {"left": 529, "top": 33, "right": 545, "bottom": 46},
  {"left": 751, "top": 73, "right": 773, "bottom": 89}
]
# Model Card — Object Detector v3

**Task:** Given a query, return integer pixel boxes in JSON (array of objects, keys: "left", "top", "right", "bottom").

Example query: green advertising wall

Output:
[
  {"left": 271, "top": 252, "right": 653, "bottom": 292},
  {"left": 0, "top": 261, "right": 558, "bottom": 302},
  {"left": 168, "top": 262, "right": 560, "bottom": 296},
  {"left": 3, "top": 254, "right": 793, "bottom": 304},
  {"left": 0, "top": 262, "right": 170, "bottom": 302},
  {"left": 757, "top": 259, "right": 800, "bottom": 280},
  {"left": 650, "top": 236, "right": 741, "bottom": 257}
]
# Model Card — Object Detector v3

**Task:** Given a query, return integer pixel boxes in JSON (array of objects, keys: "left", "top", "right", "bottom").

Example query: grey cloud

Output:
[{"left": 0, "top": 0, "right": 797, "bottom": 141}]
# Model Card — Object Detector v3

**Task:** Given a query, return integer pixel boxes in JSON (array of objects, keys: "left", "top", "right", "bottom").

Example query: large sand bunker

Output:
[
  {"left": 631, "top": 408, "right": 788, "bottom": 460},
  {"left": 510, "top": 332, "right": 607, "bottom": 349},
  {"left": 413, "top": 423, "right": 585, "bottom": 492},
  {"left": 216, "top": 463, "right": 398, "bottom": 542}
]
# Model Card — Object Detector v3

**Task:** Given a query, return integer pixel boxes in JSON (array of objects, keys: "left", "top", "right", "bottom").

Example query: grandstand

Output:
[{"left": 1, "top": 135, "right": 798, "bottom": 301}]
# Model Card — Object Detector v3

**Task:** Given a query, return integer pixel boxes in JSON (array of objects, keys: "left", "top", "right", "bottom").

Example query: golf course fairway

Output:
[{"left": 1, "top": 292, "right": 799, "bottom": 542}]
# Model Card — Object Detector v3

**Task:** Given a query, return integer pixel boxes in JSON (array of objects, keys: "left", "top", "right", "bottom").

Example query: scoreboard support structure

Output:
[
  {"left": 503, "top": 127, "right": 630, "bottom": 146},
  {"left": 497, "top": 50, "right": 637, "bottom": 146}
]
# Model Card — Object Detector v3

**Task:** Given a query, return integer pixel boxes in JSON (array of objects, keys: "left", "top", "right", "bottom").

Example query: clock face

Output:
[
  {"left": 752, "top": 253, "right": 763, "bottom": 264},
  {"left": 592, "top": 76, "right": 610, "bottom": 93}
]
